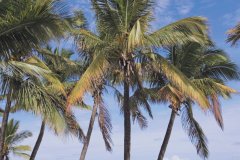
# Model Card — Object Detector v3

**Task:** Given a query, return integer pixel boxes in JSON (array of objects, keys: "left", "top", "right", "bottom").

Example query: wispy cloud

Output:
[
  {"left": 223, "top": 8, "right": 240, "bottom": 26},
  {"left": 155, "top": 0, "right": 171, "bottom": 13},
  {"left": 175, "top": 0, "right": 194, "bottom": 15},
  {"left": 152, "top": 0, "right": 194, "bottom": 29}
]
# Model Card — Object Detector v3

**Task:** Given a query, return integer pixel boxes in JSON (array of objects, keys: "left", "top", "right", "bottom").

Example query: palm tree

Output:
[
  {"left": 146, "top": 43, "right": 239, "bottom": 160},
  {"left": 67, "top": 11, "right": 113, "bottom": 160},
  {"left": 22, "top": 48, "right": 86, "bottom": 160},
  {"left": 0, "top": 0, "right": 68, "bottom": 158},
  {"left": 67, "top": 1, "right": 210, "bottom": 159},
  {"left": 2, "top": 119, "right": 32, "bottom": 160}
]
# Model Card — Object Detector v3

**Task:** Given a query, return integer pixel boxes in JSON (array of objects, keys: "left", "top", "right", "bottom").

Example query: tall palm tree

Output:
[
  {"left": 67, "top": 11, "right": 113, "bottom": 160},
  {"left": 67, "top": 1, "right": 210, "bottom": 159},
  {"left": 2, "top": 119, "right": 32, "bottom": 160},
  {"left": 145, "top": 43, "right": 239, "bottom": 160}
]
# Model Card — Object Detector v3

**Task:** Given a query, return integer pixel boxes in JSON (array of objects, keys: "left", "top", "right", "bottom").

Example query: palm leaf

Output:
[
  {"left": 67, "top": 53, "right": 108, "bottom": 107},
  {"left": 146, "top": 17, "right": 209, "bottom": 47},
  {"left": 181, "top": 102, "right": 208, "bottom": 159},
  {"left": 146, "top": 52, "right": 210, "bottom": 109}
]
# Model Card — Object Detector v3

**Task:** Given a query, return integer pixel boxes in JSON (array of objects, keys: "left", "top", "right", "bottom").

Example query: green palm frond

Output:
[
  {"left": 3, "top": 119, "right": 32, "bottom": 159},
  {"left": 146, "top": 17, "right": 209, "bottom": 47},
  {"left": 145, "top": 52, "right": 209, "bottom": 109},
  {"left": 0, "top": 0, "right": 67, "bottom": 58}
]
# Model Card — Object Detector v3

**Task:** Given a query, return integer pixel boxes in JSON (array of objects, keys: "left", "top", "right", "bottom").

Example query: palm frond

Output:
[
  {"left": 146, "top": 17, "right": 209, "bottom": 47},
  {"left": 10, "top": 131, "right": 32, "bottom": 144},
  {"left": 145, "top": 52, "right": 210, "bottom": 109},
  {"left": 181, "top": 102, "right": 208, "bottom": 159},
  {"left": 67, "top": 53, "right": 108, "bottom": 107},
  {"left": 25, "top": 56, "right": 66, "bottom": 96},
  {"left": 97, "top": 95, "right": 113, "bottom": 151},
  {"left": 227, "top": 23, "right": 240, "bottom": 45},
  {"left": 0, "top": 0, "right": 67, "bottom": 58},
  {"left": 12, "top": 151, "right": 30, "bottom": 159},
  {"left": 12, "top": 145, "right": 31, "bottom": 152}
]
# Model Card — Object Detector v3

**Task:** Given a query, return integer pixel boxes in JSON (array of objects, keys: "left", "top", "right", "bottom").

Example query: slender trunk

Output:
[
  {"left": 0, "top": 94, "right": 12, "bottom": 160},
  {"left": 80, "top": 96, "right": 98, "bottom": 160},
  {"left": 124, "top": 61, "right": 131, "bottom": 160},
  {"left": 157, "top": 109, "right": 176, "bottom": 160},
  {"left": 30, "top": 121, "right": 45, "bottom": 160}
]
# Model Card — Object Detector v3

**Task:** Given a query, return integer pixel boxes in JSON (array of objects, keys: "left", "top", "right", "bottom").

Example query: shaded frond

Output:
[
  {"left": 227, "top": 23, "right": 240, "bottom": 45},
  {"left": 181, "top": 102, "right": 208, "bottom": 159},
  {"left": 97, "top": 95, "right": 113, "bottom": 151}
]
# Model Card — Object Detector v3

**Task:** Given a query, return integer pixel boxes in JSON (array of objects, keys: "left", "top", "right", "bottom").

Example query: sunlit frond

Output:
[
  {"left": 67, "top": 53, "right": 108, "bottom": 107},
  {"left": 25, "top": 56, "right": 66, "bottom": 96},
  {"left": 145, "top": 52, "right": 209, "bottom": 109},
  {"left": 146, "top": 17, "right": 209, "bottom": 47}
]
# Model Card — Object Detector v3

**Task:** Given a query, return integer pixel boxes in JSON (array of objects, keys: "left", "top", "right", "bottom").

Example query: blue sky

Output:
[{"left": 11, "top": 0, "right": 240, "bottom": 160}]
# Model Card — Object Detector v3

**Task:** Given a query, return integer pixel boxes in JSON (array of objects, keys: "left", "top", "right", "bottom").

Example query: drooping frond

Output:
[
  {"left": 97, "top": 95, "right": 113, "bottom": 151},
  {"left": 210, "top": 94, "right": 223, "bottom": 129},
  {"left": 130, "top": 88, "right": 153, "bottom": 119},
  {"left": 192, "top": 78, "right": 236, "bottom": 129},
  {"left": 64, "top": 112, "right": 85, "bottom": 142},
  {"left": 181, "top": 102, "right": 209, "bottom": 159}
]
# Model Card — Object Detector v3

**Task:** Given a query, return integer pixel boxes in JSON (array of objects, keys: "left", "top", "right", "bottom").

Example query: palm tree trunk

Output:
[
  {"left": 157, "top": 109, "right": 176, "bottom": 160},
  {"left": 0, "top": 94, "right": 12, "bottom": 160},
  {"left": 124, "top": 61, "right": 131, "bottom": 160},
  {"left": 80, "top": 95, "right": 98, "bottom": 160},
  {"left": 30, "top": 120, "right": 45, "bottom": 160}
]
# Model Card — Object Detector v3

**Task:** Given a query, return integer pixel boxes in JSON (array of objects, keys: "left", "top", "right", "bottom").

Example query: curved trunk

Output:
[
  {"left": 30, "top": 121, "right": 45, "bottom": 160},
  {"left": 124, "top": 61, "right": 131, "bottom": 160},
  {"left": 157, "top": 109, "right": 176, "bottom": 160},
  {"left": 80, "top": 96, "right": 98, "bottom": 160},
  {"left": 0, "top": 94, "right": 12, "bottom": 160}
]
